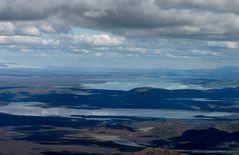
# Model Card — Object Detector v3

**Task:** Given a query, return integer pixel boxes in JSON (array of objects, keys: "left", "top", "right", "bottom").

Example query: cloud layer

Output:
[{"left": 0, "top": 0, "right": 238, "bottom": 68}]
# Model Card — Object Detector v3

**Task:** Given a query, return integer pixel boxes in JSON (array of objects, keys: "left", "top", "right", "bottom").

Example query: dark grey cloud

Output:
[
  {"left": 0, "top": 0, "right": 55, "bottom": 21},
  {"left": 0, "top": 0, "right": 239, "bottom": 40}
]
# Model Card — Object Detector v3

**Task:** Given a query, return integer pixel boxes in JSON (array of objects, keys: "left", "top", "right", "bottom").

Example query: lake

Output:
[
  {"left": 0, "top": 102, "right": 235, "bottom": 120},
  {"left": 83, "top": 77, "right": 205, "bottom": 90}
]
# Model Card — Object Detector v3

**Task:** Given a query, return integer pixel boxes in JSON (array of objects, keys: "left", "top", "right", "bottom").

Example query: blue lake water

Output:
[
  {"left": 83, "top": 77, "right": 205, "bottom": 90},
  {"left": 0, "top": 102, "right": 235, "bottom": 120}
]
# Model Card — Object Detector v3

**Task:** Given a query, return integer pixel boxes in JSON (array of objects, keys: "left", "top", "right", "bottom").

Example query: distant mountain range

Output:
[{"left": 23, "top": 86, "right": 239, "bottom": 113}]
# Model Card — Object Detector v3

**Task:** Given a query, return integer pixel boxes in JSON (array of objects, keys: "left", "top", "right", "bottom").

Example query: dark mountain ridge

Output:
[{"left": 24, "top": 87, "right": 239, "bottom": 112}]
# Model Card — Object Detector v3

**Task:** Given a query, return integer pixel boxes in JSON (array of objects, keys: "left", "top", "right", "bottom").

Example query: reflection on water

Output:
[
  {"left": 83, "top": 78, "right": 205, "bottom": 90},
  {"left": 90, "top": 134, "right": 144, "bottom": 148},
  {"left": 113, "top": 139, "right": 144, "bottom": 148},
  {"left": 0, "top": 102, "right": 235, "bottom": 119}
]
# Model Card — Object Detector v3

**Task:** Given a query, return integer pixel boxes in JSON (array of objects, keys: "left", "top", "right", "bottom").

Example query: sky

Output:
[{"left": 0, "top": 0, "right": 239, "bottom": 69}]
